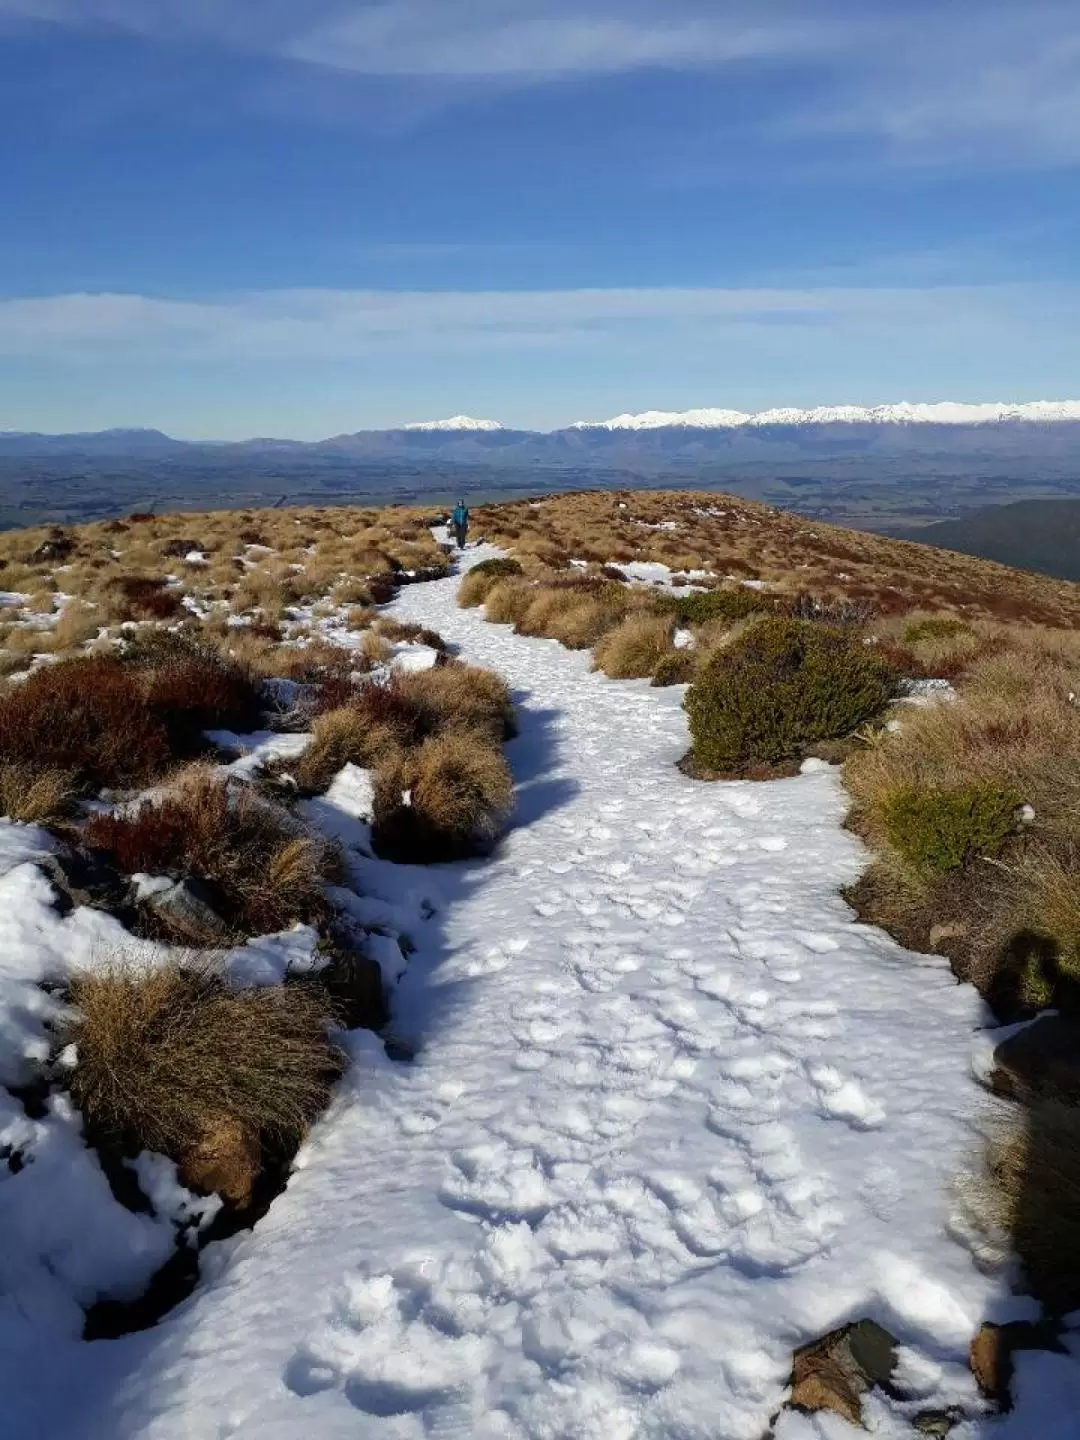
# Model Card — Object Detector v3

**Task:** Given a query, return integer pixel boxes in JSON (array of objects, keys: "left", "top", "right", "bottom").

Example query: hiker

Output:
[{"left": 451, "top": 498, "right": 470, "bottom": 550}]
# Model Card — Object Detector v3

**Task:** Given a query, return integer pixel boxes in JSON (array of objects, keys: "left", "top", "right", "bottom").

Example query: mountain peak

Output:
[
  {"left": 401, "top": 415, "right": 505, "bottom": 432},
  {"left": 571, "top": 399, "right": 1080, "bottom": 431}
]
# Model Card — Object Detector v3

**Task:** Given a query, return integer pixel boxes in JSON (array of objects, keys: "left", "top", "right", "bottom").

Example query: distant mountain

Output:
[
  {"left": 4, "top": 398, "right": 1080, "bottom": 532},
  {"left": 899, "top": 499, "right": 1080, "bottom": 582},
  {"left": 571, "top": 400, "right": 1080, "bottom": 430},
  {"left": 401, "top": 416, "right": 505, "bottom": 432},
  {"left": 4, "top": 398, "right": 1078, "bottom": 459},
  {"left": 0, "top": 427, "right": 183, "bottom": 455}
]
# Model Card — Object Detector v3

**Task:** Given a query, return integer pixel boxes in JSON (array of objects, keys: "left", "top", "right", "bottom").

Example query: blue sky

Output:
[{"left": 1, "top": 0, "right": 1078, "bottom": 437}]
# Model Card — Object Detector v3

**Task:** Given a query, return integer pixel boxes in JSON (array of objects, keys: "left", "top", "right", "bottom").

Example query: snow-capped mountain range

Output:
[
  {"left": 571, "top": 399, "right": 1080, "bottom": 430},
  {"left": 389, "top": 400, "right": 1080, "bottom": 433},
  {"left": 402, "top": 415, "right": 506, "bottom": 432}
]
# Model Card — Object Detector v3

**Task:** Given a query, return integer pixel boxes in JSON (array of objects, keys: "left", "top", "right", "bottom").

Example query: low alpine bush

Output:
[
  {"left": 882, "top": 783, "right": 1022, "bottom": 877},
  {"left": 684, "top": 616, "right": 898, "bottom": 774},
  {"left": 666, "top": 587, "right": 773, "bottom": 627}
]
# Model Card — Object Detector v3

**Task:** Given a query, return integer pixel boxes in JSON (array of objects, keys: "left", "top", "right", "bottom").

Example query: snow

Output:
[
  {"left": 4, "top": 549, "right": 1052, "bottom": 1440},
  {"left": 3, "top": 555, "right": 1074, "bottom": 1438},
  {"left": 572, "top": 399, "right": 1080, "bottom": 430},
  {"left": 402, "top": 416, "right": 506, "bottom": 432},
  {"left": 616, "top": 560, "right": 715, "bottom": 590}
]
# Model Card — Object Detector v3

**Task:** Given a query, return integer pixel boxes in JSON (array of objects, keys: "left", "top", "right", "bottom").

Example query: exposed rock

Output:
[
  {"left": 137, "top": 876, "right": 232, "bottom": 943},
  {"left": 318, "top": 946, "right": 388, "bottom": 1031},
  {"left": 788, "top": 1319, "right": 899, "bottom": 1427},
  {"left": 969, "top": 1320, "right": 1065, "bottom": 1409},
  {"left": 37, "top": 847, "right": 125, "bottom": 915},
  {"left": 913, "top": 1410, "right": 963, "bottom": 1436},
  {"left": 180, "top": 1118, "right": 261, "bottom": 1209},
  {"left": 991, "top": 1015, "right": 1080, "bottom": 1106},
  {"left": 28, "top": 527, "right": 74, "bottom": 563}
]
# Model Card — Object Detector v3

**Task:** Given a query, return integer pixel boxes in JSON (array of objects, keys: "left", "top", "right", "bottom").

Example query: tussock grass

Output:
[
  {"left": 0, "top": 762, "right": 76, "bottom": 823},
  {"left": 473, "top": 490, "right": 1080, "bottom": 628},
  {"left": 593, "top": 612, "right": 676, "bottom": 679},
  {"left": 373, "top": 729, "right": 514, "bottom": 861},
  {"left": 970, "top": 1101, "right": 1080, "bottom": 1315},
  {"left": 82, "top": 766, "right": 342, "bottom": 939},
  {"left": 458, "top": 557, "right": 523, "bottom": 608},
  {"left": 484, "top": 577, "right": 535, "bottom": 626},
  {"left": 293, "top": 665, "right": 515, "bottom": 796},
  {"left": 845, "top": 627, "right": 1080, "bottom": 1014},
  {"left": 65, "top": 955, "right": 338, "bottom": 1164}
]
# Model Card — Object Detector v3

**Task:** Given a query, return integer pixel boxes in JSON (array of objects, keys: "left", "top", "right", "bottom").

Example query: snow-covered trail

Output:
[{"left": 56, "top": 555, "right": 1006, "bottom": 1440}]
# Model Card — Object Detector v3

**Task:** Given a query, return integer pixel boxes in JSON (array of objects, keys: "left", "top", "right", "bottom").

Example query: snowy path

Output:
[{"left": 53, "top": 556, "right": 1009, "bottom": 1440}]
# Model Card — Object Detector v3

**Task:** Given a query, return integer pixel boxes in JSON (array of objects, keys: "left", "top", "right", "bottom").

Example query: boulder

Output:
[
  {"left": 991, "top": 1015, "right": 1080, "bottom": 1106},
  {"left": 913, "top": 1411, "right": 963, "bottom": 1436},
  {"left": 180, "top": 1118, "right": 261, "bottom": 1209},
  {"left": 788, "top": 1319, "right": 899, "bottom": 1427},
  {"left": 137, "top": 876, "right": 232, "bottom": 943},
  {"left": 28, "top": 528, "right": 74, "bottom": 563},
  {"left": 318, "top": 946, "right": 388, "bottom": 1031}
]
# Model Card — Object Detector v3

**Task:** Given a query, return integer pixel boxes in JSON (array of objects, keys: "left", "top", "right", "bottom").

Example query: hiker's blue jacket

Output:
[{"left": 452, "top": 504, "right": 469, "bottom": 527}]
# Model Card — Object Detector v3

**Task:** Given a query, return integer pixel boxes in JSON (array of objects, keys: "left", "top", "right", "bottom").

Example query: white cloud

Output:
[{"left": 0, "top": 283, "right": 1073, "bottom": 361}]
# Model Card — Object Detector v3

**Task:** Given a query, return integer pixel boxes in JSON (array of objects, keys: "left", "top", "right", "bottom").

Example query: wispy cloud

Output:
[
  {"left": 3, "top": 0, "right": 1079, "bottom": 165},
  {"left": 0, "top": 283, "right": 1073, "bottom": 361}
]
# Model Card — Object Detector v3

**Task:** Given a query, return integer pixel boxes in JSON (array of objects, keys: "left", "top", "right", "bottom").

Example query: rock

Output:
[
  {"left": 991, "top": 1015, "right": 1080, "bottom": 1106},
  {"left": 930, "top": 920, "right": 968, "bottom": 949},
  {"left": 37, "top": 847, "right": 127, "bottom": 916},
  {"left": 180, "top": 1117, "right": 261, "bottom": 1209},
  {"left": 137, "top": 876, "right": 231, "bottom": 943},
  {"left": 789, "top": 1319, "right": 899, "bottom": 1427},
  {"left": 913, "top": 1410, "right": 963, "bottom": 1436},
  {"left": 28, "top": 528, "right": 74, "bottom": 563},
  {"left": 969, "top": 1320, "right": 1064, "bottom": 1409},
  {"left": 318, "top": 946, "right": 388, "bottom": 1031}
]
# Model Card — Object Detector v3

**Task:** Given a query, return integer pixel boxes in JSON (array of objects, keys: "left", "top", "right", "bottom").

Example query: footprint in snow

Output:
[{"left": 808, "top": 1063, "right": 887, "bottom": 1129}]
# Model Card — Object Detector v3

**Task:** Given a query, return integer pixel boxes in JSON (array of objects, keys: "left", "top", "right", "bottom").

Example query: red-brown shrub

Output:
[
  {"left": 83, "top": 769, "right": 342, "bottom": 938},
  {"left": 0, "top": 657, "right": 172, "bottom": 790},
  {"left": 0, "top": 639, "right": 263, "bottom": 794},
  {"left": 108, "top": 575, "right": 186, "bottom": 621}
]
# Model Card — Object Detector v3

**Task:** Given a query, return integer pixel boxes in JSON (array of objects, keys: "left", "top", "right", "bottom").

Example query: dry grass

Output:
[
  {"left": 373, "top": 728, "right": 514, "bottom": 861},
  {"left": 970, "top": 1101, "right": 1080, "bottom": 1314},
  {"left": 292, "top": 665, "right": 515, "bottom": 796},
  {"left": 844, "top": 628, "right": 1080, "bottom": 1014},
  {"left": 0, "top": 762, "right": 75, "bottom": 823},
  {"left": 82, "top": 766, "right": 342, "bottom": 940},
  {"left": 458, "top": 558, "right": 523, "bottom": 608},
  {"left": 65, "top": 954, "right": 338, "bottom": 1163},
  {"left": 593, "top": 612, "right": 676, "bottom": 679},
  {"left": 292, "top": 704, "right": 402, "bottom": 793},
  {"left": 474, "top": 490, "right": 1080, "bottom": 628},
  {"left": 483, "top": 577, "right": 536, "bottom": 626}
]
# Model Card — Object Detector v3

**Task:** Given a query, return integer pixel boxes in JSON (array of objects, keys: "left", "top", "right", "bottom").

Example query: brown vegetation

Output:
[
  {"left": 65, "top": 955, "right": 338, "bottom": 1172},
  {"left": 82, "top": 767, "right": 342, "bottom": 940}
]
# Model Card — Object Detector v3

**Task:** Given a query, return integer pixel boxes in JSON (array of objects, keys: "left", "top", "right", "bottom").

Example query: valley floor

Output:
[{"left": 18, "top": 552, "right": 1076, "bottom": 1439}]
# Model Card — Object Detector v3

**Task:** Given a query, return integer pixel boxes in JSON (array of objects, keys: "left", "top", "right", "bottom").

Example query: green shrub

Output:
[
  {"left": 458, "top": 557, "right": 524, "bottom": 608},
  {"left": 684, "top": 616, "right": 898, "bottom": 774},
  {"left": 882, "top": 783, "right": 1021, "bottom": 876},
  {"left": 664, "top": 587, "right": 773, "bottom": 627},
  {"left": 651, "top": 650, "right": 697, "bottom": 687},
  {"left": 902, "top": 616, "right": 975, "bottom": 645}
]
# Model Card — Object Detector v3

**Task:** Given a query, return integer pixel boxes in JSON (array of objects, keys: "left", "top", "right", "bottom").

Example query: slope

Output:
[
  {"left": 899, "top": 499, "right": 1080, "bottom": 582},
  {"left": 34, "top": 548, "right": 1028, "bottom": 1440}
]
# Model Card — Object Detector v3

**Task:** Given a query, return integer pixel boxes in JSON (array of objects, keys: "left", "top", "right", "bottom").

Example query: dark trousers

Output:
[{"left": 455, "top": 523, "right": 468, "bottom": 549}]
